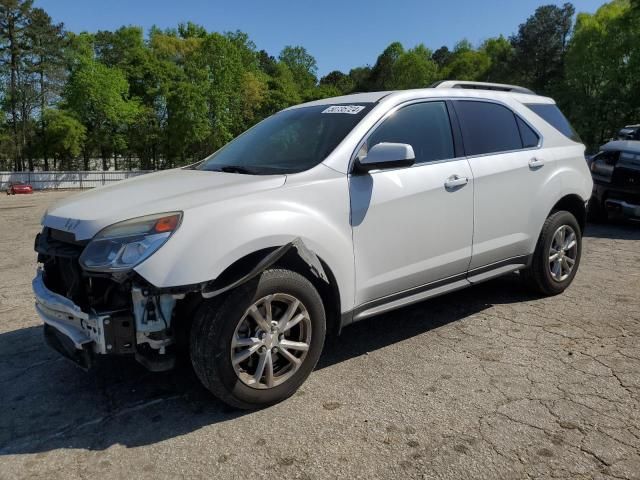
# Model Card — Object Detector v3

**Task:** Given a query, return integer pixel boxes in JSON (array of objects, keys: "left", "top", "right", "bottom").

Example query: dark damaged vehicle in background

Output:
[
  {"left": 617, "top": 124, "right": 640, "bottom": 141},
  {"left": 588, "top": 140, "right": 640, "bottom": 222}
]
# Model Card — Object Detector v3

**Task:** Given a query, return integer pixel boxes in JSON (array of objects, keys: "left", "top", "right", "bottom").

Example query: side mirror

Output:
[{"left": 355, "top": 142, "right": 415, "bottom": 173}]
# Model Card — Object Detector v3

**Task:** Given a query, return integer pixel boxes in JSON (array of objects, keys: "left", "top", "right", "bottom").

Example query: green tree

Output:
[
  {"left": 348, "top": 66, "right": 372, "bottom": 92},
  {"left": 64, "top": 56, "right": 139, "bottom": 169},
  {"left": 278, "top": 45, "right": 317, "bottom": 98},
  {"left": 257, "top": 49, "right": 277, "bottom": 76},
  {"left": 480, "top": 36, "right": 515, "bottom": 83},
  {"left": 177, "top": 21, "right": 207, "bottom": 39},
  {"left": 164, "top": 79, "right": 208, "bottom": 166},
  {"left": 0, "top": 0, "right": 33, "bottom": 170},
  {"left": 42, "top": 108, "right": 85, "bottom": 169},
  {"left": 510, "top": 2, "right": 575, "bottom": 92},
  {"left": 262, "top": 62, "right": 300, "bottom": 115},
  {"left": 432, "top": 46, "right": 452, "bottom": 69},
  {"left": 393, "top": 44, "right": 437, "bottom": 89},
  {"left": 319, "top": 70, "right": 355, "bottom": 94},
  {"left": 194, "top": 32, "right": 260, "bottom": 150},
  {"left": 25, "top": 7, "right": 65, "bottom": 170},
  {"left": 441, "top": 40, "right": 490, "bottom": 81},
  {"left": 368, "top": 42, "right": 404, "bottom": 90},
  {"left": 564, "top": 0, "right": 637, "bottom": 148}
]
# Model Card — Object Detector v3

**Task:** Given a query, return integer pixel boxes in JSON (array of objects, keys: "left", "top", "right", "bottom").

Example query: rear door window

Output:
[{"left": 454, "top": 101, "right": 523, "bottom": 156}]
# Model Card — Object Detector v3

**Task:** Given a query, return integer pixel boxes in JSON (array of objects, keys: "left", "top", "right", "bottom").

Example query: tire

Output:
[
  {"left": 522, "top": 210, "right": 582, "bottom": 296},
  {"left": 190, "top": 268, "right": 326, "bottom": 409}
]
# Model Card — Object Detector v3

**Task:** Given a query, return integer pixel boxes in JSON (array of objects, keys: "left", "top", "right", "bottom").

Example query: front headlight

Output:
[{"left": 79, "top": 212, "right": 182, "bottom": 272}]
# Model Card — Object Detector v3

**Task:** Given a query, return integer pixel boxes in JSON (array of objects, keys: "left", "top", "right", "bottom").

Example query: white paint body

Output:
[{"left": 42, "top": 88, "right": 593, "bottom": 314}]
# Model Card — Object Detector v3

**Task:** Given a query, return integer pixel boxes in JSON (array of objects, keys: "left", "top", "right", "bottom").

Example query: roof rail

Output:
[{"left": 431, "top": 80, "right": 535, "bottom": 95}]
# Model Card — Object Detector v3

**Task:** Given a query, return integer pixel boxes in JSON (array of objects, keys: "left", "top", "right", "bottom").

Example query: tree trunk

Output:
[
  {"left": 40, "top": 70, "right": 49, "bottom": 171},
  {"left": 152, "top": 144, "right": 157, "bottom": 170},
  {"left": 8, "top": 17, "right": 21, "bottom": 171}
]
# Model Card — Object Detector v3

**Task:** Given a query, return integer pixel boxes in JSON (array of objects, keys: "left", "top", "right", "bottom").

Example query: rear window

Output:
[{"left": 525, "top": 103, "right": 581, "bottom": 143}]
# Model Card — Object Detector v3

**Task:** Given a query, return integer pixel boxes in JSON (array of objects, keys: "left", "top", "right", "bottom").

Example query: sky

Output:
[{"left": 37, "top": 0, "right": 606, "bottom": 77}]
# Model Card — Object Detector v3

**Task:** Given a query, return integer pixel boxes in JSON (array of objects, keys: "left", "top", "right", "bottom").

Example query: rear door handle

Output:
[
  {"left": 444, "top": 175, "right": 469, "bottom": 189},
  {"left": 529, "top": 157, "right": 545, "bottom": 169}
]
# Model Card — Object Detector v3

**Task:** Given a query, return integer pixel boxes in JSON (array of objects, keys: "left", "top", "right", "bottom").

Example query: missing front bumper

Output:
[
  {"left": 33, "top": 269, "right": 136, "bottom": 364},
  {"left": 43, "top": 324, "right": 94, "bottom": 370},
  {"left": 33, "top": 268, "right": 109, "bottom": 350},
  {"left": 33, "top": 268, "right": 179, "bottom": 372}
]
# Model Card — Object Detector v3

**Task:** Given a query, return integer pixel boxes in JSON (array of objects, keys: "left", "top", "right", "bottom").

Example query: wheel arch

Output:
[
  {"left": 177, "top": 243, "right": 343, "bottom": 338},
  {"left": 549, "top": 194, "right": 587, "bottom": 233}
]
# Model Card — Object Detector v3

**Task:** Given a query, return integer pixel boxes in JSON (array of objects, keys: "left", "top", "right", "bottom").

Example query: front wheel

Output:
[
  {"left": 522, "top": 210, "right": 582, "bottom": 296},
  {"left": 190, "top": 268, "right": 326, "bottom": 409}
]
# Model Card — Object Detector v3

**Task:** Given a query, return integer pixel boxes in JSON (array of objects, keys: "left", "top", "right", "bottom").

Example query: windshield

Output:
[{"left": 195, "top": 103, "right": 373, "bottom": 174}]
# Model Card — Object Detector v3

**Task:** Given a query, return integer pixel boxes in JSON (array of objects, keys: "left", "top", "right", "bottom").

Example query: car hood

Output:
[{"left": 43, "top": 168, "right": 287, "bottom": 240}]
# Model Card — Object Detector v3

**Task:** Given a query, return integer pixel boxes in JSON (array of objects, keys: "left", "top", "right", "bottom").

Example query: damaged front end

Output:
[
  {"left": 34, "top": 224, "right": 184, "bottom": 371},
  {"left": 34, "top": 222, "right": 328, "bottom": 372}
]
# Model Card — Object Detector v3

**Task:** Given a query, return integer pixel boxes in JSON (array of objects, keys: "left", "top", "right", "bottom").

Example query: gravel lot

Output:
[{"left": 0, "top": 191, "right": 639, "bottom": 480}]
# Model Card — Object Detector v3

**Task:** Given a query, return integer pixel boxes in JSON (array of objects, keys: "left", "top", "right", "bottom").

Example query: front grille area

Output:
[
  {"left": 612, "top": 167, "right": 640, "bottom": 189},
  {"left": 35, "top": 227, "right": 131, "bottom": 311},
  {"left": 35, "top": 228, "right": 86, "bottom": 302}
]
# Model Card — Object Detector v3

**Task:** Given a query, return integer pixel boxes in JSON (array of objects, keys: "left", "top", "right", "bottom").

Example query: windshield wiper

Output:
[{"left": 216, "top": 165, "right": 259, "bottom": 175}]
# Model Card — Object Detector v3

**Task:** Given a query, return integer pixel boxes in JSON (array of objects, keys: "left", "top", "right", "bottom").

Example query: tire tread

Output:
[
  {"left": 523, "top": 210, "right": 582, "bottom": 296},
  {"left": 190, "top": 268, "right": 325, "bottom": 409}
]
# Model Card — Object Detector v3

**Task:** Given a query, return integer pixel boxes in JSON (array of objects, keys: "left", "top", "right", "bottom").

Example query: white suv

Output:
[{"left": 34, "top": 81, "right": 593, "bottom": 408}]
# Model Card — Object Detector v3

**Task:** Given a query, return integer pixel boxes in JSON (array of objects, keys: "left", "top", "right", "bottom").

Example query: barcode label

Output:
[{"left": 321, "top": 105, "right": 366, "bottom": 114}]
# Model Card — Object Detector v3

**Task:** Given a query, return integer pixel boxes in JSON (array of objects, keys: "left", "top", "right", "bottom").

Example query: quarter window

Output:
[
  {"left": 516, "top": 116, "right": 540, "bottom": 148},
  {"left": 365, "top": 101, "right": 455, "bottom": 164},
  {"left": 454, "top": 101, "right": 523, "bottom": 156},
  {"left": 525, "top": 103, "right": 581, "bottom": 143}
]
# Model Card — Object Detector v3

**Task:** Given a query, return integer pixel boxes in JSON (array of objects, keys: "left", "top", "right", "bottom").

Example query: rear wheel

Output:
[
  {"left": 190, "top": 268, "right": 326, "bottom": 409},
  {"left": 522, "top": 210, "right": 582, "bottom": 296}
]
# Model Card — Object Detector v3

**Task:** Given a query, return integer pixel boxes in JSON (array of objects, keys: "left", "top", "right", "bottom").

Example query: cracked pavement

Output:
[{"left": 0, "top": 191, "right": 639, "bottom": 479}]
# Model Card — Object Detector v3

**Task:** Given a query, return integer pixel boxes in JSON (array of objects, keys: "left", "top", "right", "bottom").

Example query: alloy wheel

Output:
[
  {"left": 230, "top": 293, "right": 312, "bottom": 389},
  {"left": 548, "top": 224, "right": 578, "bottom": 282}
]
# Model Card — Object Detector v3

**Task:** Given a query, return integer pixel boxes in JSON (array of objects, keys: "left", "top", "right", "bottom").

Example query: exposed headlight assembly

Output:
[{"left": 79, "top": 212, "right": 182, "bottom": 272}]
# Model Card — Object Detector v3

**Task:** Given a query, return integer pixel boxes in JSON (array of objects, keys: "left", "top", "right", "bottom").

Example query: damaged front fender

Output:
[{"left": 201, "top": 238, "right": 328, "bottom": 299}]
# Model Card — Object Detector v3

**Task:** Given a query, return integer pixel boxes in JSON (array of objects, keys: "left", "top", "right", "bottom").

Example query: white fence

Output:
[{"left": 0, "top": 171, "right": 153, "bottom": 190}]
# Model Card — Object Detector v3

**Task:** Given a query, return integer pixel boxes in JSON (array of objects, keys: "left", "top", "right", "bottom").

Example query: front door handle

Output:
[
  {"left": 444, "top": 175, "right": 469, "bottom": 189},
  {"left": 529, "top": 157, "right": 545, "bottom": 169}
]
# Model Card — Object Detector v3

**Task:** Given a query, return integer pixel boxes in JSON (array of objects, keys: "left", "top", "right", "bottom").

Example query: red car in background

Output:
[{"left": 6, "top": 181, "right": 33, "bottom": 195}]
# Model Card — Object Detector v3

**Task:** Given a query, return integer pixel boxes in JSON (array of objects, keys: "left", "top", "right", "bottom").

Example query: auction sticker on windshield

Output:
[{"left": 321, "top": 105, "right": 366, "bottom": 114}]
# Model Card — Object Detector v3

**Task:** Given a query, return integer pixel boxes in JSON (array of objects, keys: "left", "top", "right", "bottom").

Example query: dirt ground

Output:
[{"left": 0, "top": 190, "right": 639, "bottom": 480}]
